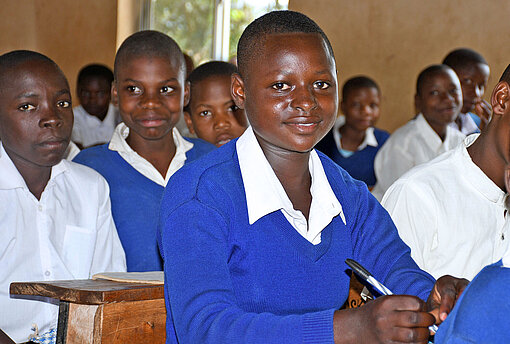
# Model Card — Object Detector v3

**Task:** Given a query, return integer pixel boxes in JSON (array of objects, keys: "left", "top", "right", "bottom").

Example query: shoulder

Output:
[
  {"left": 373, "top": 127, "right": 390, "bottom": 143},
  {"left": 73, "top": 144, "right": 112, "bottom": 165},
  {"left": 60, "top": 159, "right": 109, "bottom": 189},
  {"left": 184, "top": 137, "right": 216, "bottom": 157}
]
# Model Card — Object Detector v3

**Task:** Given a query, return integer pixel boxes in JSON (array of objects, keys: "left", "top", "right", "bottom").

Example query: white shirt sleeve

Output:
[{"left": 374, "top": 143, "right": 415, "bottom": 197}]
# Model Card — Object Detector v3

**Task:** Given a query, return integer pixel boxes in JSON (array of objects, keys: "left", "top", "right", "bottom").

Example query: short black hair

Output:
[
  {"left": 442, "top": 48, "right": 488, "bottom": 70},
  {"left": 77, "top": 64, "right": 114, "bottom": 89},
  {"left": 0, "top": 50, "right": 67, "bottom": 89},
  {"left": 237, "top": 10, "right": 334, "bottom": 78},
  {"left": 342, "top": 76, "right": 380, "bottom": 100},
  {"left": 185, "top": 61, "right": 237, "bottom": 113},
  {"left": 416, "top": 64, "right": 455, "bottom": 95},
  {"left": 114, "top": 30, "right": 185, "bottom": 80},
  {"left": 499, "top": 64, "right": 510, "bottom": 84}
]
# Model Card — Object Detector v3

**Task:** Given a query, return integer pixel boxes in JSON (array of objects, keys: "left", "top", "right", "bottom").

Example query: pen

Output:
[{"left": 345, "top": 258, "right": 439, "bottom": 334}]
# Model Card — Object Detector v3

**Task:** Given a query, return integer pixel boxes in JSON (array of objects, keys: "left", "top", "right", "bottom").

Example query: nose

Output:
[
  {"left": 39, "top": 105, "right": 63, "bottom": 129},
  {"left": 213, "top": 112, "right": 231, "bottom": 129},
  {"left": 141, "top": 90, "right": 160, "bottom": 109},
  {"left": 475, "top": 85, "right": 484, "bottom": 99},
  {"left": 361, "top": 104, "right": 374, "bottom": 117},
  {"left": 291, "top": 86, "right": 318, "bottom": 113}
]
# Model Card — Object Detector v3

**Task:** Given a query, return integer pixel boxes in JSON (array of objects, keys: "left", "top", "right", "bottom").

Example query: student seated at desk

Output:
[
  {"left": 184, "top": 61, "right": 248, "bottom": 147},
  {"left": 382, "top": 65, "right": 510, "bottom": 280},
  {"left": 372, "top": 64, "right": 465, "bottom": 200},
  {"left": 74, "top": 31, "right": 215, "bottom": 272},
  {"left": 72, "top": 64, "right": 120, "bottom": 148},
  {"left": 316, "top": 76, "right": 389, "bottom": 188},
  {"left": 443, "top": 48, "right": 491, "bottom": 134},
  {"left": 0, "top": 50, "right": 126, "bottom": 344},
  {"left": 158, "top": 11, "right": 467, "bottom": 344}
]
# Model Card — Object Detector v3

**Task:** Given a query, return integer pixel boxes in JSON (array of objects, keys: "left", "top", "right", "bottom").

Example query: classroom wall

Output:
[
  {"left": 0, "top": 1, "right": 118, "bottom": 103},
  {"left": 289, "top": 0, "right": 510, "bottom": 132}
]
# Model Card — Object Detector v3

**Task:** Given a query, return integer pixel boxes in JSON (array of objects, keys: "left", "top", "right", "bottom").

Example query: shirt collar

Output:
[
  {"left": 459, "top": 133, "right": 507, "bottom": 205},
  {"left": 415, "top": 113, "right": 461, "bottom": 150},
  {"left": 0, "top": 142, "right": 67, "bottom": 190},
  {"left": 332, "top": 116, "right": 378, "bottom": 153},
  {"left": 236, "top": 126, "right": 343, "bottom": 227}
]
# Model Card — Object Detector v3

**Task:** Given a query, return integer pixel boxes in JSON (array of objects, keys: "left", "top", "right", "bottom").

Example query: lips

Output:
[
  {"left": 285, "top": 117, "right": 322, "bottom": 133},
  {"left": 215, "top": 133, "right": 233, "bottom": 146},
  {"left": 137, "top": 117, "right": 167, "bottom": 128},
  {"left": 39, "top": 137, "right": 67, "bottom": 150}
]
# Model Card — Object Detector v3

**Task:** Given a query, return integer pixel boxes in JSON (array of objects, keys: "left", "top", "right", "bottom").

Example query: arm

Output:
[
  {"left": 90, "top": 174, "right": 126, "bottom": 274},
  {"left": 160, "top": 199, "right": 335, "bottom": 344}
]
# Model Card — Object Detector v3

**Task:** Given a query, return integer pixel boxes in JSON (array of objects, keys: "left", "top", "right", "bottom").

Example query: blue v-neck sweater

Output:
[
  {"left": 158, "top": 140, "right": 435, "bottom": 344},
  {"left": 74, "top": 138, "right": 215, "bottom": 271}
]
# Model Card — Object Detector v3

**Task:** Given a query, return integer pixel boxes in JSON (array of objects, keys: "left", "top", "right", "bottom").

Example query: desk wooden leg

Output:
[{"left": 56, "top": 301, "right": 69, "bottom": 344}]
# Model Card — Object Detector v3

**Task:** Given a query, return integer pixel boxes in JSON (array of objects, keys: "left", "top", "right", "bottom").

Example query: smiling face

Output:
[
  {"left": 416, "top": 69, "right": 462, "bottom": 131},
  {"left": 112, "top": 55, "right": 188, "bottom": 148},
  {"left": 78, "top": 76, "right": 111, "bottom": 119},
  {"left": 342, "top": 86, "right": 380, "bottom": 132},
  {"left": 0, "top": 59, "right": 73, "bottom": 170},
  {"left": 185, "top": 74, "right": 247, "bottom": 146},
  {"left": 454, "top": 63, "right": 490, "bottom": 114},
  {"left": 232, "top": 32, "right": 338, "bottom": 154}
]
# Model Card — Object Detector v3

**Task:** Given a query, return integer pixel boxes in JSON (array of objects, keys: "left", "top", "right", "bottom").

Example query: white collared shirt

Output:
[
  {"left": 0, "top": 143, "right": 126, "bottom": 343},
  {"left": 448, "top": 112, "right": 480, "bottom": 135},
  {"left": 372, "top": 113, "right": 465, "bottom": 200},
  {"left": 236, "top": 126, "right": 344, "bottom": 245},
  {"left": 72, "top": 103, "right": 121, "bottom": 148},
  {"left": 108, "top": 123, "right": 193, "bottom": 186},
  {"left": 382, "top": 134, "right": 509, "bottom": 279}
]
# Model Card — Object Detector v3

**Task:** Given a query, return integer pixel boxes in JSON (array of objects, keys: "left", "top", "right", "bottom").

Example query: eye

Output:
[
  {"left": 430, "top": 90, "right": 439, "bottom": 96},
  {"left": 370, "top": 103, "right": 379, "bottom": 109},
  {"left": 57, "top": 100, "right": 71, "bottom": 108},
  {"left": 229, "top": 104, "right": 239, "bottom": 112},
  {"left": 463, "top": 78, "right": 473, "bottom": 85},
  {"left": 127, "top": 85, "right": 142, "bottom": 94},
  {"left": 351, "top": 102, "right": 361, "bottom": 109},
  {"left": 272, "top": 82, "right": 291, "bottom": 91},
  {"left": 160, "top": 86, "right": 174, "bottom": 94},
  {"left": 314, "top": 81, "right": 330, "bottom": 90},
  {"left": 199, "top": 110, "right": 212, "bottom": 117},
  {"left": 18, "top": 103, "right": 36, "bottom": 111}
]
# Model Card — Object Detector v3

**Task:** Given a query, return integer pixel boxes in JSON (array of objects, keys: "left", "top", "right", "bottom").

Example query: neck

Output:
[
  {"left": 257, "top": 137, "right": 312, "bottom": 220},
  {"left": 339, "top": 125, "right": 365, "bottom": 150},
  {"left": 6, "top": 151, "right": 52, "bottom": 200},
  {"left": 467, "top": 127, "right": 506, "bottom": 191},
  {"left": 425, "top": 119, "right": 447, "bottom": 141},
  {"left": 126, "top": 131, "right": 177, "bottom": 179}
]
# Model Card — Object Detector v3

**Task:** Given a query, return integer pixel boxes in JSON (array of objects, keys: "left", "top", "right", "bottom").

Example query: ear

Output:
[
  {"left": 491, "top": 81, "right": 509, "bottom": 118},
  {"left": 414, "top": 94, "right": 422, "bottom": 114},
  {"left": 340, "top": 100, "right": 346, "bottom": 115},
  {"left": 111, "top": 82, "right": 119, "bottom": 106},
  {"left": 183, "top": 80, "right": 190, "bottom": 107},
  {"left": 183, "top": 111, "right": 196, "bottom": 135},
  {"left": 231, "top": 73, "right": 246, "bottom": 110}
]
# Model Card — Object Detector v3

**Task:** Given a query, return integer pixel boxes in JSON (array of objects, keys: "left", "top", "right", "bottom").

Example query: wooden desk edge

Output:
[{"left": 10, "top": 279, "right": 164, "bottom": 305}]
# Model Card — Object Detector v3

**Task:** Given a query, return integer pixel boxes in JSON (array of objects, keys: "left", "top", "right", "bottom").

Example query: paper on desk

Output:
[{"left": 92, "top": 271, "right": 164, "bottom": 285}]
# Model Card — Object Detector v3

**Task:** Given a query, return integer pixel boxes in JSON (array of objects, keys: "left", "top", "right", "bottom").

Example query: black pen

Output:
[{"left": 345, "top": 258, "right": 438, "bottom": 334}]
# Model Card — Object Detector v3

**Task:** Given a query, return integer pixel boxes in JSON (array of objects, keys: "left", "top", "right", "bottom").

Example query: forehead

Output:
[
  {"left": 246, "top": 32, "right": 335, "bottom": 76},
  {"left": 455, "top": 63, "right": 490, "bottom": 79},
  {"left": 80, "top": 75, "right": 111, "bottom": 87},
  {"left": 190, "top": 75, "right": 231, "bottom": 104},
  {"left": 345, "top": 86, "right": 379, "bottom": 100},
  {"left": 0, "top": 59, "right": 68, "bottom": 98},
  {"left": 116, "top": 54, "right": 184, "bottom": 80},
  {"left": 422, "top": 69, "right": 459, "bottom": 88}
]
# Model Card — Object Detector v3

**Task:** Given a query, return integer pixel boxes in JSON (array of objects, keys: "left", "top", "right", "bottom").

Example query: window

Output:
[{"left": 148, "top": 0, "right": 288, "bottom": 65}]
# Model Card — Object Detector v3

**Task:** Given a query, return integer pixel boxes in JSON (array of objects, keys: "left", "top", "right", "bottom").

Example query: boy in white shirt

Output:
[
  {"left": 0, "top": 50, "right": 126, "bottom": 343},
  {"left": 372, "top": 64, "right": 465, "bottom": 199},
  {"left": 382, "top": 64, "right": 510, "bottom": 280}
]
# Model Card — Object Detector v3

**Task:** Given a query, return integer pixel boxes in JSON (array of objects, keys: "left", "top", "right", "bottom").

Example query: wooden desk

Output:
[{"left": 10, "top": 280, "right": 166, "bottom": 344}]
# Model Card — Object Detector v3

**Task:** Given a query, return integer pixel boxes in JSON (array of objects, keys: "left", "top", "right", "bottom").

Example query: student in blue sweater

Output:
[
  {"left": 158, "top": 11, "right": 467, "bottom": 344},
  {"left": 316, "top": 76, "right": 389, "bottom": 188},
  {"left": 74, "top": 31, "right": 215, "bottom": 272}
]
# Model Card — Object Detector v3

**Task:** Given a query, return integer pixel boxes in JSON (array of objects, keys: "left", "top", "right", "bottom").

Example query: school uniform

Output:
[
  {"left": 372, "top": 113, "right": 465, "bottom": 200},
  {"left": 434, "top": 250, "right": 510, "bottom": 343},
  {"left": 315, "top": 121, "right": 389, "bottom": 187},
  {"left": 382, "top": 134, "right": 510, "bottom": 280},
  {"left": 74, "top": 123, "right": 215, "bottom": 272},
  {"left": 0, "top": 143, "right": 126, "bottom": 343},
  {"left": 448, "top": 112, "right": 480, "bottom": 135},
  {"left": 157, "top": 126, "right": 435, "bottom": 344},
  {"left": 71, "top": 103, "right": 120, "bottom": 148}
]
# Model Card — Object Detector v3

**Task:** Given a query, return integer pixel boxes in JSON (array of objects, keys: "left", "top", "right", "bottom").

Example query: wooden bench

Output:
[{"left": 10, "top": 279, "right": 166, "bottom": 344}]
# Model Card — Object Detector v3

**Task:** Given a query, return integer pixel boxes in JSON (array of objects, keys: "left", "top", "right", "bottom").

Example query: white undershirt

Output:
[
  {"left": 236, "top": 126, "right": 344, "bottom": 245},
  {"left": 108, "top": 123, "right": 193, "bottom": 186}
]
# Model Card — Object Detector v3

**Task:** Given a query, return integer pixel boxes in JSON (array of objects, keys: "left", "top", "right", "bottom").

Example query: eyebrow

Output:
[{"left": 15, "top": 89, "right": 70, "bottom": 99}]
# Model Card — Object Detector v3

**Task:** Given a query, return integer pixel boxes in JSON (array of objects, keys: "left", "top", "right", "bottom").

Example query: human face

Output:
[
  {"left": 112, "top": 56, "right": 188, "bottom": 147},
  {"left": 341, "top": 87, "right": 380, "bottom": 132},
  {"left": 454, "top": 63, "right": 490, "bottom": 114},
  {"left": 416, "top": 69, "right": 462, "bottom": 129},
  {"left": 0, "top": 60, "right": 73, "bottom": 169},
  {"left": 185, "top": 75, "right": 247, "bottom": 147},
  {"left": 78, "top": 76, "right": 111, "bottom": 119},
  {"left": 232, "top": 33, "right": 338, "bottom": 154}
]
